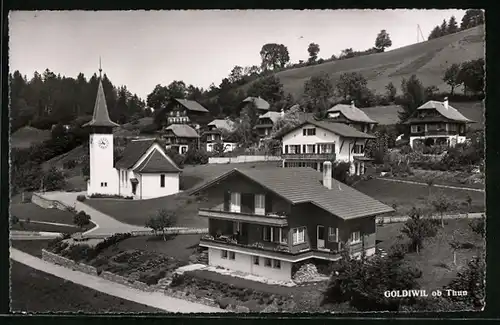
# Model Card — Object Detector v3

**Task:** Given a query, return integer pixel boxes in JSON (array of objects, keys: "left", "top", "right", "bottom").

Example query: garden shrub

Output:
[
  {"left": 62, "top": 244, "right": 94, "bottom": 262},
  {"left": 170, "top": 273, "right": 186, "bottom": 287},
  {"left": 139, "top": 269, "right": 167, "bottom": 286},
  {"left": 76, "top": 194, "right": 86, "bottom": 202}
]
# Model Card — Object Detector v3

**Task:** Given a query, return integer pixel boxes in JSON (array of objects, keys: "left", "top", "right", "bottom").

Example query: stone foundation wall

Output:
[
  {"left": 32, "top": 193, "right": 71, "bottom": 211},
  {"left": 41, "top": 249, "right": 98, "bottom": 276}
]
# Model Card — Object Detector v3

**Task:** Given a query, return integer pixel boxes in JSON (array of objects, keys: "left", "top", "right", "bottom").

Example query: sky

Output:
[{"left": 9, "top": 9, "right": 466, "bottom": 100}]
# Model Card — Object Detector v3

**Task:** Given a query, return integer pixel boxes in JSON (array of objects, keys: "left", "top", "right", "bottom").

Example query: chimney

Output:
[
  {"left": 323, "top": 161, "right": 333, "bottom": 190},
  {"left": 351, "top": 100, "right": 355, "bottom": 108},
  {"left": 443, "top": 97, "right": 449, "bottom": 109}
]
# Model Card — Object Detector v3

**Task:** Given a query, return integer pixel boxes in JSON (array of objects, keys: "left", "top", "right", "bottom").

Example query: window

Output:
[
  {"left": 303, "top": 129, "right": 307, "bottom": 136},
  {"left": 302, "top": 144, "right": 306, "bottom": 153},
  {"left": 292, "top": 227, "right": 306, "bottom": 245},
  {"left": 448, "top": 123, "right": 458, "bottom": 132},
  {"left": 295, "top": 145, "right": 301, "bottom": 154},
  {"left": 306, "top": 144, "right": 315, "bottom": 153},
  {"left": 181, "top": 146, "right": 188, "bottom": 154},
  {"left": 284, "top": 145, "right": 289, "bottom": 154},
  {"left": 229, "top": 251, "right": 235, "bottom": 260},
  {"left": 254, "top": 194, "right": 265, "bottom": 215},
  {"left": 273, "top": 259, "right": 281, "bottom": 269},
  {"left": 328, "top": 227, "right": 338, "bottom": 242},
  {"left": 353, "top": 144, "right": 364, "bottom": 154},
  {"left": 100, "top": 182, "right": 108, "bottom": 187},
  {"left": 319, "top": 143, "right": 334, "bottom": 154},
  {"left": 230, "top": 192, "right": 241, "bottom": 213},
  {"left": 253, "top": 256, "right": 259, "bottom": 265},
  {"left": 307, "top": 128, "right": 316, "bottom": 136},
  {"left": 350, "top": 231, "right": 361, "bottom": 244},
  {"left": 160, "top": 174, "right": 165, "bottom": 188},
  {"left": 233, "top": 221, "right": 241, "bottom": 233},
  {"left": 411, "top": 125, "right": 423, "bottom": 133},
  {"left": 221, "top": 250, "right": 228, "bottom": 259},
  {"left": 263, "top": 226, "right": 272, "bottom": 242},
  {"left": 289, "top": 145, "right": 296, "bottom": 154},
  {"left": 264, "top": 258, "right": 272, "bottom": 267}
]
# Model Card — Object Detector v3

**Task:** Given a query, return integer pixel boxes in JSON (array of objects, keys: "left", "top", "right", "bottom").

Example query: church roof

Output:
[
  {"left": 83, "top": 78, "right": 119, "bottom": 128},
  {"left": 115, "top": 139, "right": 156, "bottom": 169},
  {"left": 133, "top": 148, "right": 182, "bottom": 173}
]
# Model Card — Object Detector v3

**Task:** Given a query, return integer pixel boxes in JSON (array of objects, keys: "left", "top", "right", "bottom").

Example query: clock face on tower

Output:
[{"left": 98, "top": 137, "right": 109, "bottom": 149}]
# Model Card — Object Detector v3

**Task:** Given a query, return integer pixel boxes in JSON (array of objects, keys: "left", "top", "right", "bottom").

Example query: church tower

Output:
[{"left": 84, "top": 62, "right": 119, "bottom": 196}]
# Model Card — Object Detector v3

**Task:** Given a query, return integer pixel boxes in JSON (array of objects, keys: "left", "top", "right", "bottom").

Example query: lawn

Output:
[
  {"left": 11, "top": 202, "right": 76, "bottom": 225},
  {"left": 85, "top": 161, "right": 280, "bottom": 228},
  {"left": 11, "top": 240, "right": 53, "bottom": 258},
  {"left": 10, "top": 222, "right": 84, "bottom": 234},
  {"left": 376, "top": 219, "right": 485, "bottom": 291},
  {"left": 353, "top": 178, "right": 485, "bottom": 215},
  {"left": 10, "top": 261, "right": 163, "bottom": 313},
  {"left": 385, "top": 168, "right": 485, "bottom": 190}
]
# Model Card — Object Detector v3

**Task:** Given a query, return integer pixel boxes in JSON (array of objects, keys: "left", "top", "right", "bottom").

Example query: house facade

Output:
[
  {"left": 85, "top": 71, "right": 181, "bottom": 200},
  {"left": 205, "top": 119, "right": 237, "bottom": 153},
  {"left": 240, "top": 96, "right": 271, "bottom": 116},
  {"left": 189, "top": 163, "right": 393, "bottom": 281},
  {"left": 326, "top": 101, "right": 378, "bottom": 133},
  {"left": 165, "top": 98, "right": 211, "bottom": 129},
  {"left": 161, "top": 124, "right": 200, "bottom": 154},
  {"left": 406, "top": 98, "right": 473, "bottom": 149},
  {"left": 280, "top": 119, "right": 375, "bottom": 176},
  {"left": 255, "top": 111, "right": 283, "bottom": 145}
]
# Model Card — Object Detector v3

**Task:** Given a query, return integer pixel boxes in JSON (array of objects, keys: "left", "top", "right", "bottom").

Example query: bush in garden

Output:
[
  {"left": 76, "top": 194, "right": 86, "bottom": 202},
  {"left": 74, "top": 211, "right": 91, "bottom": 229},
  {"left": 10, "top": 215, "right": 19, "bottom": 225},
  {"left": 469, "top": 216, "right": 485, "bottom": 238}
]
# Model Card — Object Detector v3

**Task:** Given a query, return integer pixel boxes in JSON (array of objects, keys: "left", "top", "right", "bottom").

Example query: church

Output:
[{"left": 84, "top": 70, "right": 182, "bottom": 200}]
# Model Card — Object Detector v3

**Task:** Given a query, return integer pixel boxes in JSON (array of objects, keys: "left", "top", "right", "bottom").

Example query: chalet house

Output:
[
  {"left": 280, "top": 119, "right": 375, "bottom": 176},
  {"left": 255, "top": 111, "right": 283, "bottom": 144},
  {"left": 165, "top": 98, "right": 211, "bottom": 129},
  {"left": 326, "top": 101, "right": 378, "bottom": 133},
  {"left": 205, "top": 118, "right": 237, "bottom": 153},
  {"left": 161, "top": 124, "right": 200, "bottom": 154},
  {"left": 405, "top": 98, "right": 474, "bottom": 148},
  {"left": 240, "top": 96, "right": 271, "bottom": 116},
  {"left": 189, "top": 163, "right": 393, "bottom": 281}
]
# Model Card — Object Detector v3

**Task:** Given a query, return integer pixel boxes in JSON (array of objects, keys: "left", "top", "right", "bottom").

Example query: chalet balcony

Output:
[
  {"left": 282, "top": 153, "right": 336, "bottom": 160},
  {"left": 199, "top": 208, "right": 288, "bottom": 227},
  {"left": 411, "top": 130, "right": 462, "bottom": 136}
]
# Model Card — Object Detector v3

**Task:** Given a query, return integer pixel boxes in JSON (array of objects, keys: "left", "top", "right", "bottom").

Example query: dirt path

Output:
[
  {"left": 376, "top": 177, "right": 484, "bottom": 192},
  {"left": 10, "top": 248, "right": 226, "bottom": 313}
]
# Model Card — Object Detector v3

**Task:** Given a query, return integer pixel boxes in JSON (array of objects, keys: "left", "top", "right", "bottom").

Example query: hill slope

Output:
[
  {"left": 242, "top": 26, "right": 484, "bottom": 99},
  {"left": 11, "top": 127, "right": 51, "bottom": 149}
]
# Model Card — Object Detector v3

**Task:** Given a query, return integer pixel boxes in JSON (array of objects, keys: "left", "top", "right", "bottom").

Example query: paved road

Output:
[
  {"left": 39, "top": 191, "right": 150, "bottom": 236},
  {"left": 376, "top": 177, "right": 485, "bottom": 192},
  {"left": 10, "top": 248, "right": 226, "bottom": 313},
  {"left": 377, "top": 212, "right": 485, "bottom": 223}
]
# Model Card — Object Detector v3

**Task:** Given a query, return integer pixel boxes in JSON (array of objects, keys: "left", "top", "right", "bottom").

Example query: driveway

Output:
[
  {"left": 37, "top": 191, "right": 150, "bottom": 236},
  {"left": 10, "top": 248, "right": 226, "bottom": 313}
]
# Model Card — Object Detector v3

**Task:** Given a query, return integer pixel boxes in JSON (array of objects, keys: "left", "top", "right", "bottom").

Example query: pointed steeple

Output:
[{"left": 83, "top": 61, "right": 119, "bottom": 128}]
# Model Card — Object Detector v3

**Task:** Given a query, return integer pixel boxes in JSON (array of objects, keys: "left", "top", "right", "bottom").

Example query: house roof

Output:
[
  {"left": 115, "top": 139, "right": 156, "bottom": 169},
  {"left": 282, "top": 119, "right": 376, "bottom": 139},
  {"left": 133, "top": 148, "right": 182, "bottom": 173},
  {"left": 189, "top": 167, "right": 393, "bottom": 220},
  {"left": 259, "top": 111, "right": 282, "bottom": 124},
  {"left": 417, "top": 101, "right": 473, "bottom": 123},
  {"left": 165, "top": 124, "right": 200, "bottom": 138},
  {"left": 208, "top": 119, "right": 236, "bottom": 132},
  {"left": 83, "top": 78, "right": 119, "bottom": 128},
  {"left": 242, "top": 97, "right": 270, "bottom": 111},
  {"left": 327, "top": 103, "right": 378, "bottom": 124},
  {"left": 173, "top": 98, "right": 209, "bottom": 113}
]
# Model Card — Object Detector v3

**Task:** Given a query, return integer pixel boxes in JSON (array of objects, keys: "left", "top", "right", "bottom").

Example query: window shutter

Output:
[
  {"left": 223, "top": 191, "right": 230, "bottom": 211},
  {"left": 265, "top": 194, "right": 272, "bottom": 214}
]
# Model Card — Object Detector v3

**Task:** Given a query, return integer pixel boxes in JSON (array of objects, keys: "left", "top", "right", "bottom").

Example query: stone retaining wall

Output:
[
  {"left": 41, "top": 249, "right": 98, "bottom": 276},
  {"left": 130, "top": 228, "right": 208, "bottom": 236},
  {"left": 32, "top": 193, "right": 71, "bottom": 211},
  {"left": 208, "top": 155, "right": 281, "bottom": 164}
]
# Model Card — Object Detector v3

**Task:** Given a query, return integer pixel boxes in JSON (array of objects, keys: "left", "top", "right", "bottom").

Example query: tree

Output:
[
  {"left": 447, "top": 16, "right": 459, "bottom": 34},
  {"left": 42, "top": 166, "right": 66, "bottom": 191},
  {"left": 322, "top": 250, "right": 422, "bottom": 311},
  {"left": 303, "top": 73, "right": 334, "bottom": 112},
  {"left": 145, "top": 209, "right": 177, "bottom": 241},
  {"left": 398, "top": 75, "right": 427, "bottom": 122},
  {"left": 212, "top": 139, "right": 227, "bottom": 157},
  {"left": 375, "top": 30, "right": 392, "bottom": 52},
  {"left": 243, "top": 65, "right": 261, "bottom": 77},
  {"left": 428, "top": 26, "right": 442, "bottom": 40},
  {"left": 401, "top": 207, "right": 438, "bottom": 254},
  {"left": 469, "top": 215, "right": 485, "bottom": 238},
  {"left": 228, "top": 66, "right": 244, "bottom": 84},
  {"left": 335, "top": 72, "right": 369, "bottom": 102},
  {"left": 259, "top": 43, "right": 290, "bottom": 71},
  {"left": 460, "top": 9, "right": 485, "bottom": 30},
  {"left": 457, "top": 59, "right": 485, "bottom": 94},
  {"left": 307, "top": 43, "right": 320, "bottom": 63},
  {"left": 246, "top": 75, "right": 285, "bottom": 106},
  {"left": 444, "top": 256, "right": 485, "bottom": 309},
  {"left": 439, "top": 19, "right": 448, "bottom": 36},
  {"left": 385, "top": 82, "right": 397, "bottom": 102},
  {"left": 431, "top": 192, "right": 454, "bottom": 228},
  {"left": 232, "top": 102, "right": 258, "bottom": 147},
  {"left": 270, "top": 104, "right": 302, "bottom": 139},
  {"left": 74, "top": 211, "right": 91, "bottom": 229},
  {"left": 339, "top": 48, "right": 354, "bottom": 60},
  {"left": 443, "top": 63, "right": 462, "bottom": 95}
]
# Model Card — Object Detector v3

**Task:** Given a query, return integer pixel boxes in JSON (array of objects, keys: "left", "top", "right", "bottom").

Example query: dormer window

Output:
[{"left": 303, "top": 128, "right": 316, "bottom": 136}]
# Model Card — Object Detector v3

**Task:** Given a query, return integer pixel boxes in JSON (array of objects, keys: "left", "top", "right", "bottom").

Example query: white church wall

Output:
[
  {"left": 135, "top": 173, "right": 180, "bottom": 199},
  {"left": 88, "top": 133, "right": 119, "bottom": 196}
]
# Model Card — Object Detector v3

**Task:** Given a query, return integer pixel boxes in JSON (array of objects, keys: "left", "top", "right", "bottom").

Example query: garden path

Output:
[{"left": 10, "top": 248, "right": 227, "bottom": 313}]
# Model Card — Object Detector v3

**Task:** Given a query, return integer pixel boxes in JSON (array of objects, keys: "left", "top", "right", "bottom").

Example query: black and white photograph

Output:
[{"left": 8, "top": 9, "right": 485, "bottom": 313}]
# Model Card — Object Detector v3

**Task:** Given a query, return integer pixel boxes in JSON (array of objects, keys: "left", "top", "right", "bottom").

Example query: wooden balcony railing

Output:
[
  {"left": 199, "top": 208, "right": 288, "bottom": 227},
  {"left": 282, "top": 153, "right": 336, "bottom": 160}
]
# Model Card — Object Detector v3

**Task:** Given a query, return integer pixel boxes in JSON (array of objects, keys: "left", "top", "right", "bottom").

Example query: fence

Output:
[{"left": 208, "top": 155, "right": 282, "bottom": 164}]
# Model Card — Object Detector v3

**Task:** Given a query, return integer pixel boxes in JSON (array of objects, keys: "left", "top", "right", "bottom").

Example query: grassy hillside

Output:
[
  {"left": 11, "top": 126, "right": 51, "bottom": 149},
  {"left": 241, "top": 26, "right": 484, "bottom": 99}
]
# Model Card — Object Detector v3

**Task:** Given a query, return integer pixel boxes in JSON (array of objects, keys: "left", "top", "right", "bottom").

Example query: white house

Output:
[
  {"left": 254, "top": 111, "right": 283, "bottom": 145},
  {"left": 279, "top": 119, "right": 375, "bottom": 176},
  {"left": 405, "top": 98, "right": 474, "bottom": 149},
  {"left": 326, "top": 101, "right": 378, "bottom": 133},
  {"left": 205, "top": 118, "right": 237, "bottom": 153},
  {"left": 84, "top": 73, "right": 182, "bottom": 199}
]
